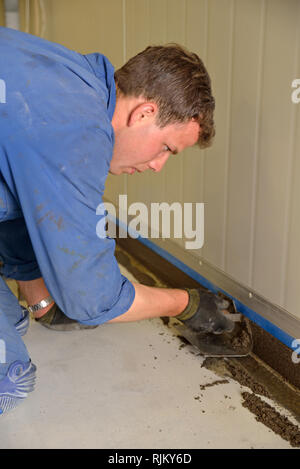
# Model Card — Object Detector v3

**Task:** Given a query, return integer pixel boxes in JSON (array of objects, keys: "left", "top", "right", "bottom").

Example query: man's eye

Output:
[{"left": 163, "top": 145, "right": 171, "bottom": 152}]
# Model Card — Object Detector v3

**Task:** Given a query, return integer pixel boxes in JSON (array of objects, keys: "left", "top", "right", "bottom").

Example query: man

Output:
[{"left": 0, "top": 27, "right": 233, "bottom": 414}]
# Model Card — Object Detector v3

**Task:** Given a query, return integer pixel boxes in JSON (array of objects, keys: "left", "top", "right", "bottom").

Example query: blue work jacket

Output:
[{"left": 0, "top": 27, "right": 135, "bottom": 325}]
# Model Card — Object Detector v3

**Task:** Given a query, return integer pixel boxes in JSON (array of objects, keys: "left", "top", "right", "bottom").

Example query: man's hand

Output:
[{"left": 179, "top": 289, "right": 235, "bottom": 335}]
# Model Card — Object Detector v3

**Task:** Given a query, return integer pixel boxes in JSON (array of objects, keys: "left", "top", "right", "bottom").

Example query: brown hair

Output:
[{"left": 114, "top": 44, "right": 215, "bottom": 149}]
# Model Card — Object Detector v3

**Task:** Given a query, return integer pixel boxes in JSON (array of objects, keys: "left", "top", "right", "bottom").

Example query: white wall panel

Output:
[
  {"left": 225, "top": 0, "right": 265, "bottom": 286},
  {"left": 183, "top": 0, "right": 207, "bottom": 209},
  {"left": 202, "top": 0, "right": 234, "bottom": 267},
  {"left": 282, "top": 11, "right": 300, "bottom": 316},
  {"left": 252, "top": 0, "right": 299, "bottom": 305}
]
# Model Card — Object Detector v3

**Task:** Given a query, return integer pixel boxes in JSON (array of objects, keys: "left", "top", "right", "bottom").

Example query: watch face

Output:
[{"left": 28, "top": 296, "right": 53, "bottom": 313}]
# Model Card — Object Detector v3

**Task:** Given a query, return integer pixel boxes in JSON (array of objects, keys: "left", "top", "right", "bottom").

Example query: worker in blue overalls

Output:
[{"left": 0, "top": 27, "right": 233, "bottom": 414}]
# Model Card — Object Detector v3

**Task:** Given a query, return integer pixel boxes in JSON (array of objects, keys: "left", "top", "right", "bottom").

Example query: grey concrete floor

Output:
[{"left": 0, "top": 265, "right": 295, "bottom": 449}]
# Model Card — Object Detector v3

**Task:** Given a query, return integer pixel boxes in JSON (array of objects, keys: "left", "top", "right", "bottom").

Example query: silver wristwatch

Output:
[{"left": 27, "top": 295, "right": 54, "bottom": 314}]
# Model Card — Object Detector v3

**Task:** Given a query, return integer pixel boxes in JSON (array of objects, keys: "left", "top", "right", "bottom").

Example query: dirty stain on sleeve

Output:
[{"left": 37, "top": 210, "right": 64, "bottom": 231}]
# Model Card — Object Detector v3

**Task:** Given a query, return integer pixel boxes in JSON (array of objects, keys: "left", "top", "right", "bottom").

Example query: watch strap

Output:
[{"left": 27, "top": 295, "right": 54, "bottom": 314}]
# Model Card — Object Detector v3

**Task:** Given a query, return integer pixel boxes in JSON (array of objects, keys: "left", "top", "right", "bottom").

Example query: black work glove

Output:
[{"left": 178, "top": 289, "right": 235, "bottom": 335}]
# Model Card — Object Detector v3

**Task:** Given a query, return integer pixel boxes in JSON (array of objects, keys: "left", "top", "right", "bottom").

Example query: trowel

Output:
[{"left": 173, "top": 295, "right": 253, "bottom": 358}]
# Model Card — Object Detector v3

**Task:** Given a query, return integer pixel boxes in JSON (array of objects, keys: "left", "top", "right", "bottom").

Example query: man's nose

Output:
[{"left": 148, "top": 154, "right": 170, "bottom": 172}]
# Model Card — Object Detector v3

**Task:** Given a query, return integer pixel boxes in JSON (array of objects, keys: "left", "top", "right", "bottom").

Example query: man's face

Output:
[{"left": 109, "top": 117, "right": 200, "bottom": 175}]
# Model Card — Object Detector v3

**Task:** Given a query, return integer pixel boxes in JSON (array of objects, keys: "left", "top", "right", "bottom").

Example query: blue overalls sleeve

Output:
[{"left": 0, "top": 27, "right": 135, "bottom": 325}]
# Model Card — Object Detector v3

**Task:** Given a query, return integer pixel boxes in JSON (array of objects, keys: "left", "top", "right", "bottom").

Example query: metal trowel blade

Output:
[{"left": 174, "top": 318, "right": 253, "bottom": 358}]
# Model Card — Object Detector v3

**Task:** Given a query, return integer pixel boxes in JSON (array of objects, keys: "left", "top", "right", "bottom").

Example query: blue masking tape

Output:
[{"left": 111, "top": 215, "right": 296, "bottom": 351}]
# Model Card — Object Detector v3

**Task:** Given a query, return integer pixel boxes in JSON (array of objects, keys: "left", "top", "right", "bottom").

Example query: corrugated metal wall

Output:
[{"left": 20, "top": 0, "right": 300, "bottom": 322}]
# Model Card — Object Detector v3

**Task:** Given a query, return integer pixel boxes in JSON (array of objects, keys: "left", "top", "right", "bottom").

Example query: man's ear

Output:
[{"left": 128, "top": 102, "right": 158, "bottom": 127}]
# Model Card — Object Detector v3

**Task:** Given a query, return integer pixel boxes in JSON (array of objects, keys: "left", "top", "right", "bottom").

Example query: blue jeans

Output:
[
  {"left": 0, "top": 275, "right": 30, "bottom": 379},
  {"left": 0, "top": 218, "right": 41, "bottom": 281}
]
